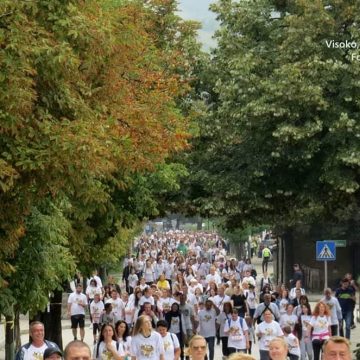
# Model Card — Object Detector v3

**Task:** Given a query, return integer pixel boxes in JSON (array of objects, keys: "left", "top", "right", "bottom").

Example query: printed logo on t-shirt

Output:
[
  {"left": 101, "top": 349, "right": 113, "bottom": 360},
  {"left": 140, "top": 344, "right": 154, "bottom": 357},
  {"left": 164, "top": 340, "right": 171, "bottom": 351},
  {"left": 31, "top": 353, "right": 43, "bottom": 360},
  {"left": 317, "top": 318, "right": 328, "bottom": 328},
  {"left": 203, "top": 314, "right": 212, "bottom": 322}
]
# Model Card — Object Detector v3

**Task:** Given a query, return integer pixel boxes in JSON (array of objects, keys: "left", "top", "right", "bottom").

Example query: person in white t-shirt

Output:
[
  {"left": 279, "top": 303, "right": 298, "bottom": 333},
  {"left": 90, "top": 293, "right": 105, "bottom": 344},
  {"left": 205, "top": 267, "right": 222, "bottom": 286},
  {"left": 130, "top": 315, "right": 165, "bottom": 360},
  {"left": 67, "top": 284, "right": 88, "bottom": 341},
  {"left": 157, "top": 320, "right": 180, "bottom": 360},
  {"left": 308, "top": 301, "right": 332, "bottom": 360},
  {"left": 93, "top": 324, "right": 124, "bottom": 360},
  {"left": 283, "top": 326, "right": 300, "bottom": 360},
  {"left": 15, "top": 321, "right": 60, "bottom": 360},
  {"left": 106, "top": 290, "right": 125, "bottom": 321},
  {"left": 224, "top": 309, "right": 249, "bottom": 354},
  {"left": 115, "top": 320, "right": 132, "bottom": 359},
  {"left": 198, "top": 299, "right": 220, "bottom": 360},
  {"left": 256, "top": 310, "right": 284, "bottom": 360}
]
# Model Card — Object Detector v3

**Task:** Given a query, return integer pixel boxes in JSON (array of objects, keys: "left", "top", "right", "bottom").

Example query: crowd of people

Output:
[{"left": 16, "top": 230, "right": 357, "bottom": 360}]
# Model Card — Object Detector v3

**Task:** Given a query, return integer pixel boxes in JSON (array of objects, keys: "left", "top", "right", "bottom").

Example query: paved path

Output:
[{"left": 1, "top": 258, "right": 359, "bottom": 359}]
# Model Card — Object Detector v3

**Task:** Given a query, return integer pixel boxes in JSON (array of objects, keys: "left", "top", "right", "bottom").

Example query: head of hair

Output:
[
  {"left": 301, "top": 302, "right": 312, "bottom": 315},
  {"left": 313, "top": 301, "right": 331, "bottom": 317},
  {"left": 269, "top": 336, "right": 288, "bottom": 350},
  {"left": 98, "top": 323, "right": 117, "bottom": 342},
  {"left": 156, "top": 319, "right": 168, "bottom": 328},
  {"left": 115, "top": 320, "right": 130, "bottom": 341},
  {"left": 223, "top": 301, "right": 233, "bottom": 314},
  {"left": 322, "top": 336, "right": 351, "bottom": 354},
  {"left": 282, "top": 325, "right": 292, "bottom": 334},
  {"left": 64, "top": 340, "right": 91, "bottom": 360},
  {"left": 29, "top": 321, "right": 44, "bottom": 339},
  {"left": 132, "top": 315, "right": 151, "bottom": 336},
  {"left": 104, "top": 302, "right": 112, "bottom": 311},
  {"left": 30, "top": 321, "right": 44, "bottom": 331},
  {"left": 189, "top": 335, "right": 206, "bottom": 348}
]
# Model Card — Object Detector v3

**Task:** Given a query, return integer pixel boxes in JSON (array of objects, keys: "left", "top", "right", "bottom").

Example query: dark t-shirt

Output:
[{"left": 335, "top": 286, "right": 355, "bottom": 312}]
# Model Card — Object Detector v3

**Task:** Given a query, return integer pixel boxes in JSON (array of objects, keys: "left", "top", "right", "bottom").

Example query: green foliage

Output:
[
  {"left": 4, "top": 201, "right": 75, "bottom": 316},
  {"left": 0, "top": 0, "right": 202, "bottom": 317},
  {"left": 188, "top": 0, "right": 360, "bottom": 233}
]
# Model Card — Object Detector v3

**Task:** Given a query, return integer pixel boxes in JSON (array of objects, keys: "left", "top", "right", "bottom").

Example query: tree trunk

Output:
[
  {"left": 29, "top": 290, "right": 64, "bottom": 349},
  {"left": 5, "top": 313, "right": 15, "bottom": 360},
  {"left": 45, "top": 289, "right": 63, "bottom": 349},
  {"left": 196, "top": 219, "right": 203, "bottom": 230},
  {"left": 14, "top": 309, "right": 21, "bottom": 351}
]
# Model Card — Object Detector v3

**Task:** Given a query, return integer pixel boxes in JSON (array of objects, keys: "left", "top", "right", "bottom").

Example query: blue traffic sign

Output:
[{"left": 316, "top": 241, "right": 336, "bottom": 261}]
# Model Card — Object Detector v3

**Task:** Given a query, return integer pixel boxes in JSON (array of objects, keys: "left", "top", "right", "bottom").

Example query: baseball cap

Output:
[{"left": 43, "top": 347, "right": 63, "bottom": 359}]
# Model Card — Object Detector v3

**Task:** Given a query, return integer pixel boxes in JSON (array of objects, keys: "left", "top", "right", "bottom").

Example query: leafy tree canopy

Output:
[{"left": 188, "top": 0, "right": 360, "bottom": 233}]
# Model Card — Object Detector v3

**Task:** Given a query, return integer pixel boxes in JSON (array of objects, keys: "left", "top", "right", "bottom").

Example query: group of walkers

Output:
[{"left": 16, "top": 230, "right": 357, "bottom": 360}]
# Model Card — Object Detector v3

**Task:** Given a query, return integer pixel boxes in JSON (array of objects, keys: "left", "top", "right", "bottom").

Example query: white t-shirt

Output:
[
  {"left": 310, "top": 315, "right": 331, "bottom": 339},
  {"left": 106, "top": 298, "right": 125, "bottom": 319},
  {"left": 212, "top": 295, "right": 231, "bottom": 312},
  {"left": 205, "top": 273, "right": 222, "bottom": 286},
  {"left": 256, "top": 320, "right": 284, "bottom": 351},
  {"left": 198, "top": 308, "right": 217, "bottom": 337},
  {"left": 124, "top": 299, "right": 135, "bottom": 325},
  {"left": 157, "top": 297, "right": 175, "bottom": 313},
  {"left": 321, "top": 296, "right": 342, "bottom": 325},
  {"left": 90, "top": 301, "right": 105, "bottom": 324},
  {"left": 285, "top": 334, "right": 301, "bottom": 356},
  {"left": 242, "top": 276, "right": 256, "bottom": 287},
  {"left": 119, "top": 336, "right": 132, "bottom": 356},
  {"left": 86, "top": 285, "right": 102, "bottom": 300},
  {"left": 278, "top": 298, "right": 289, "bottom": 315},
  {"left": 139, "top": 295, "right": 155, "bottom": 307},
  {"left": 130, "top": 332, "right": 165, "bottom": 360},
  {"left": 68, "top": 292, "right": 87, "bottom": 315},
  {"left": 93, "top": 340, "right": 125, "bottom": 360},
  {"left": 244, "top": 290, "right": 257, "bottom": 309},
  {"left": 162, "top": 333, "right": 180, "bottom": 360},
  {"left": 280, "top": 313, "right": 298, "bottom": 332},
  {"left": 144, "top": 267, "right": 155, "bottom": 283},
  {"left": 23, "top": 343, "right": 48, "bottom": 360},
  {"left": 128, "top": 274, "right": 139, "bottom": 289},
  {"left": 169, "top": 315, "right": 181, "bottom": 334},
  {"left": 224, "top": 317, "right": 249, "bottom": 350}
]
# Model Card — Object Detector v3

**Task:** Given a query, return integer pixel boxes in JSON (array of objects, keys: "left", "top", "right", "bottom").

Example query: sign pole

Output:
[{"left": 324, "top": 260, "right": 328, "bottom": 290}]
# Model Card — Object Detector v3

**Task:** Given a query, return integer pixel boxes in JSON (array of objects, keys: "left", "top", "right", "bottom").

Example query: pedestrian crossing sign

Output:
[{"left": 316, "top": 241, "right": 336, "bottom": 261}]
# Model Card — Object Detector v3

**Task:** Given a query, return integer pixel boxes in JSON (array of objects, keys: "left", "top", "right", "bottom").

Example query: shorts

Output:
[{"left": 71, "top": 314, "right": 85, "bottom": 329}]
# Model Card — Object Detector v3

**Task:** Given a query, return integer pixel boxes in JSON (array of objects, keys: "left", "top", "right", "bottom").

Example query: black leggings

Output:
[
  {"left": 312, "top": 339, "right": 325, "bottom": 360},
  {"left": 221, "top": 336, "right": 229, "bottom": 356}
]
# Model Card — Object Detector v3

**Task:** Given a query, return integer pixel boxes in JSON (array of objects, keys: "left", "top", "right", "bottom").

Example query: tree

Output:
[
  {"left": 0, "top": 0, "right": 200, "bottom": 353},
  {"left": 187, "top": 0, "right": 360, "bottom": 236}
]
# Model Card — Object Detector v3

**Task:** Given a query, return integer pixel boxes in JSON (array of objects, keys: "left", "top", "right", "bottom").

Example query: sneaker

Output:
[{"left": 351, "top": 324, "right": 356, "bottom": 329}]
